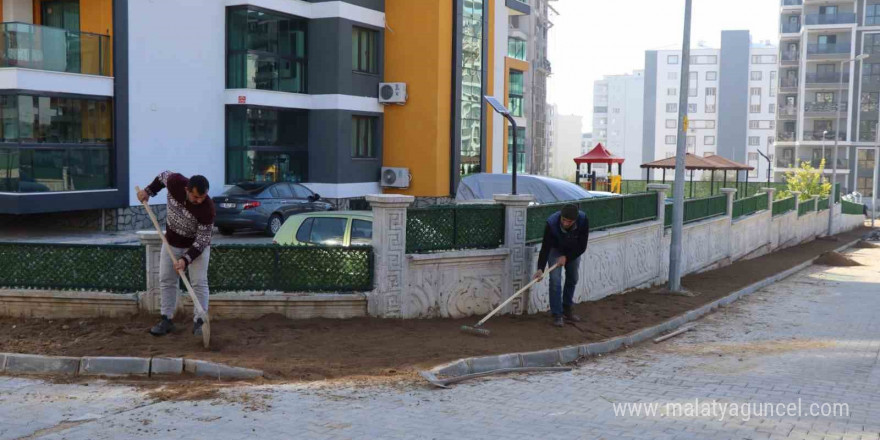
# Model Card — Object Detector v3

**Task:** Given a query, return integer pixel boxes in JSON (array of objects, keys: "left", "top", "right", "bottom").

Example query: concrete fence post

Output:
[
  {"left": 137, "top": 231, "right": 163, "bottom": 314},
  {"left": 494, "top": 194, "right": 535, "bottom": 315},
  {"left": 791, "top": 191, "right": 802, "bottom": 215},
  {"left": 647, "top": 184, "right": 670, "bottom": 281},
  {"left": 366, "top": 194, "right": 414, "bottom": 318},
  {"left": 720, "top": 188, "right": 737, "bottom": 218},
  {"left": 761, "top": 187, "right": 776, "bottom": 213}
]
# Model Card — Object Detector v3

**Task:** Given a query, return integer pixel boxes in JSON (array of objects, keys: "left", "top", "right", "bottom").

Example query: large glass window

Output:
[
  {"left": 352, "top": 27, "right": 378, "bottom": 74},
  {"left": 352, "top": 116, "right": 377, "bottom": 158},
  {"left": 459, "top": 0, "right": 485, "bottom": 178},
  {"left": 509, "top": 70, "right": 524, "bottom": 117},
  {"left": 869, "top": 4, "right": 880, "bottom": 26},
  {"left": 867, "top": 34, "right": 880, "bottom": 55},
  {"left": 507, "top": 126, "right": 525, "bottom": 173},
  {"left": 227, "top": 7, "right": 307, "bottom": 93},
  {"left": 0, "top": 93, "right": 112, "bottom": 193},
  {"left": 508, "top": 37, "right": 526, "bottom": 60},
  {"left": 226, "top": 106, "right": 308, "bottom": 184}
]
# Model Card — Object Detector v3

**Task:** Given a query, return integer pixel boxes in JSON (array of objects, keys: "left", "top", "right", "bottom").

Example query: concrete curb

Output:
[
  {"left": 421, "top": 238, "right": 862, "bottom": 386},
  {"left": 0, "top": 354, "right": 263, "bottom": 380}
]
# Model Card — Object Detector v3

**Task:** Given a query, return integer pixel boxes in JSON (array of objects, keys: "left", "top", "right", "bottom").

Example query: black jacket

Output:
[{"left": 536, "top": 210, "right": 589, "bottom": 270}]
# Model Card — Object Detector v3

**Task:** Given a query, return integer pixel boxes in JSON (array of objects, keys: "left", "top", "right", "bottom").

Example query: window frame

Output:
[{"left": 352, "top": 27, "right": 379, "bottom": 74}]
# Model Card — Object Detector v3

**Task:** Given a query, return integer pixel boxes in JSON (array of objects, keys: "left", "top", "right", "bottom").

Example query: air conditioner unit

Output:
[
  {"left": 381, "top": 167, "right": 411, "bottom": 188},
  {"left": 378, "top": 83, "right": 407, "bottom": 105}
]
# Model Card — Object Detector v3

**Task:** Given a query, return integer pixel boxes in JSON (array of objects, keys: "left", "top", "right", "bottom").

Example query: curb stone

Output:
[
  {"left": 0, "top": 354, "right": 262, "bottom": 380},
  {"left": 5, "top": 354, "right": 80, "bottom": 375},
  {"left": 150, "top": 357, "right": 183, "bottom": 376},
  {"left": 422, "top": 238, "right": 861, "bottom": 385},
  {"left": 80, "top": 357, "right": 150, "bottom": 376},
  {"left": 183, "top": 359, "right": 263, "bottom": 380}
]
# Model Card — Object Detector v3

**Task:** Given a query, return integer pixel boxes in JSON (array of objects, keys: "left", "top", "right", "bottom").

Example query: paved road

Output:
[{"left": 3, "top": 247, "right": 880, "bottom": 439}]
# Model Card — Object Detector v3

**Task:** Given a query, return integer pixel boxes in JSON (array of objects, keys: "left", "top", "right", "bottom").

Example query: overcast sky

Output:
[{"left": 547, "top": 0, "right": 779, "bottom": 132}]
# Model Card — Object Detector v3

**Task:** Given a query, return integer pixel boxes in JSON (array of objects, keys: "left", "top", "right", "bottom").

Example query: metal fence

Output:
[
  {"left": 798, "top": 198, "right": 817, "bottom": 216},
  {"left": 842, "top": 200, "right": 865, "bottom": 215},
  {"left": 208, "top": 245, "right": 374, "bottom": 293},
  {"left": 526, "top": 193, "right": 658, "bottom": 243},
  {"left": 0, "top": 243, "right": 146, "bottom": 293},
  {"left": 773, "top": 197, "right": 796, "bottom": 217},
  {"left": 817, "top": 198, "right": 830, "bottom": 211},
  {"left": 732, "top": 193, "right": 769, "bottom": 220},
  {"left": 683, "top": 195, "right": 728, "bottom": 225},
  {"left": 406, "top": 204, "right": 505, "bottom": 253},
  {"left": 617, "top": 180, "right": 786, "bottom": 200}
]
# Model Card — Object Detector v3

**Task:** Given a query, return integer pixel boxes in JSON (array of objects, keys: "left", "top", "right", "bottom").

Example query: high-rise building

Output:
[
  {"left": 592, "top": 71, "right": 645, "bottom": 179},
  {"left": 549, "top": 110, "right": 583, "bottom": 181},
  {"left": 775, "top": 0, "right": 878, "bottom": 198}
]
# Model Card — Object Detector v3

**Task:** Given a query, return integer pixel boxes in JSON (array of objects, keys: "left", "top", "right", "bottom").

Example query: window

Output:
[
  {"left": 665, "top": 135, "right": 676, "bottom": 144},
  {"left": 706, "top": 71, "right": 717, "bottom": 81},
  {"left": 352, "top": 116, "right": 377, "bottom": 158},
  {"left": 748, "top": 153, "right": 759, "bottom": 178},
  {"left": 816, "top": 92, "right": 834, "bottom": 103},
  {"left": 508, "top": 70, "right": 524, "bottom": 117},
  {"left": 291, "top": 184, "right": 313, "bottom": 199},
  {"left": 350, "top": 219, "right": 373, "bottom": 246},
  {"left": 868, "top": 4, "right": 880, "bottom": 26},
  {"left": 690, "top": 55, "right": 718, "bottom": 64},
  {"left": 687, "top": 136, "right": 696, "bottom": 154},
  {"left": 352, "top": 27, "right": 379, "bottom": 74},
  {"left": 858, "top": 150, "right": 876, "bottom": 196},
  {"left": 751, "top": 87, "right": 762, "bottom": 96},
  {"left": 690, "top": 120, "right": 716, "bottom": 129},
  {"left": 508, "top": 37, "right": 526, "bottom": 60},
  {"left": 668, "top": 55, "right": 679, "bottom": 64},
  {"left": 307, "top": 217, "right": 348, "bottom": 245},
  {"left": 458, "top": 0, "right": 485, "bottom": 178},
  {"left": 667, "top": 88, "right": 677, "bottom": 96},
  {"left": 769, "top": 103, "right": 776, "bottom": 114},
  {"left": 704, "top": 136, "right": 716, "bottom": 145},
  {"left": 750, "top": 71, "right": 763, "bottom": 81},
  {"left": 666, "top": 119, "right": 677, "bottom": 129},
  {"left": 750, "top": 105, "right": 761, "bottom": 113},
  {"left": 770, "top": 71, "right": 777, "bottom": 97},
  {"left": 688, "top": 71, "right": 698, "bottom": 97},
  {"left": 594, "top": 106, "right": 608, "bottom": 113},
  {"left": 226, "top": 106, "right": 309, "bottom": 184},
  {"left": 227, "top": 7, "right": 308, "bottom": 93},
  {"left": 688, "top": 103, "right": 697, "bottom": 113},
  {"left": 748, "top": 120, "right": 775, "bottom": 129},
  {"left": 751, "top": 55, "right": 778, "bottom": 64},
  {"left": 703, "top": 151, "right": 715, "bottom": 157},
  {"left": 706, "top": 88, "right": 716, "bottom": 96},
  {"left": 507, "top": 127, "right": 526, "bottom": 173},
  {"left": 750, "top": 87, "right": 762, "bottom": 113},
  {"left": 864, "top": 63, "right": 880, "bottom": 85},
  {"left": 668, "top": 72, "right": 678, "bottom": 80},
  {"left": 666, "top": 103, "right": 677, "bottom": 113},
  {"left": 749, "top": 136, "right": 761, "bottom": 146},
  {"left": 295, "top": 218, "right": 313, "bottom": 243}
]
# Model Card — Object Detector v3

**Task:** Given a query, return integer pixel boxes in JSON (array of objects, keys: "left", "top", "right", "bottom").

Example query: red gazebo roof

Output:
[{"left": 574, "top": 143, "right": 625, "bottom": 165}]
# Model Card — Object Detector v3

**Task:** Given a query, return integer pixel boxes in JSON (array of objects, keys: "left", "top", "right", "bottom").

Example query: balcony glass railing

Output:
[
  {"left": 781, "top": 0, "right": 803, "bottom": 5},
  {"left": 778, "top": 105, "right": 798, "bottom": 117},
  {"left": 781, "top": 22, "right": 802, "bottom": 33},
  {"left": 781, "top": 50, "right": 800, "bottom": 62},
  {"left": 805, "top": 13, "right": 857, "bottom": 26},
  {"left": 805, "top": 72, "right": 850, "bottom": 83},
  {"left": 780, "top": 77, "right": 799, "bottom": 88},
  {"left": 807, "top": 43, "right": 851, "bottom": 55},
  {"left": 804, "top": 102, "right": 848, "bottom": 113},
  {"left": 803, "top": 130, "right": 846, "bottom": 141},
  {"left": 777, "top": 131, "right": 797, "bottom": 142},
  {"left": 0, "top": 22, "right": 111, "bottom": 76}
]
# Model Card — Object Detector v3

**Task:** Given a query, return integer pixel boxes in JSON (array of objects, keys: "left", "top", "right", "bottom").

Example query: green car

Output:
[{"left": 273, "top": 211, "right": 373, "bottom": 247}]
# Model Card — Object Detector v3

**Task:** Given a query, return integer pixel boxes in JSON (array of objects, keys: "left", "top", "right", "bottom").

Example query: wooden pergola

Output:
[{"left": 640, "top": 153, "right": 755, "bottom": 198}]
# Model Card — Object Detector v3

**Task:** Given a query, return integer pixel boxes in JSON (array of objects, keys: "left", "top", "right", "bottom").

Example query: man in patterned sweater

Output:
[{"left": 137, "top": 171, "right": 215, "bottom": 337}]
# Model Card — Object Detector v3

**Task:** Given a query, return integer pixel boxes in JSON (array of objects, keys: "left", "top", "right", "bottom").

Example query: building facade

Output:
[
  {"left": 0, "top": 0, "right": 540, "bottom": 220},
  {"left": 775, "top": 0, "right": 880, "bottom": 199},
  {"left": 548, "top": 109, "right": 582, "bottom": 181},
  {"left": 642, "top": 31, "right": 778, "bottom": 180},
  {"left": 592, "top": 70, "right": 645, "bottom": 179}
]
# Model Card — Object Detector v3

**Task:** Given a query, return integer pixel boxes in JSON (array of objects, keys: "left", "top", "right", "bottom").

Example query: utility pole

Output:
[{"left": 668, "top": 0, "right": 692, "bottom": 292}]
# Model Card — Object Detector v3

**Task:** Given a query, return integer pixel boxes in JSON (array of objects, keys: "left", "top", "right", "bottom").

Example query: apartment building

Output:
[
  {"left": 775, "top": 0, "right": 879, "bottom": 198},
  {"left": 592, "top": 70, "right": 645, "bottom": 179}
]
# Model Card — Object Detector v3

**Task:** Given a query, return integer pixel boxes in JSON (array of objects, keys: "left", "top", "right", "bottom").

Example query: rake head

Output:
[{"left": 460, "top": 325, "right": 491, "bottom": 337}]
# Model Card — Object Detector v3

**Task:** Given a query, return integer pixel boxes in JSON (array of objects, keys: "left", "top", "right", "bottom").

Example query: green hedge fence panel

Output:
[
  {"left": 407, "top": 205, "right": 504, "bottom": 253},
  {"left": 772, "top": 197, "right": 796, "bottom": 216},
  {"left": 817, "top": 198, "right": 829, "bottom": 211},
  {"left": 683, "top": 195, "right": 727, "bottom": 224},
  {"left": 526, "top": 193, "right": 658, "bottom": 243},
  {"left": 842, "top": 200, "right": 864, "bottom": 215}
]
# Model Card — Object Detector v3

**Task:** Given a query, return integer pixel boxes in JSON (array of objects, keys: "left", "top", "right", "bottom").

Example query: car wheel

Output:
[
  {"left": 218, "top": 227, "right": 235, "bottom": 236},
  {"left": 266, "top": 214, "right": 283, "bottom": 236}
]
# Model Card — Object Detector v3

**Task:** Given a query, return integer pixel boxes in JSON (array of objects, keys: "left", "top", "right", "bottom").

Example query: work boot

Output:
[
  {"left": 563, "top": 306, "right": 582, "bottom": 323},
  {"left": 552, "top": 315, "right": 565, "bottom": 328},
  {"left": 193, "top": 318, "right": 204, "bottom": 336},
  {"left": 149, "top": 315, "right": 175, "bottom": 336}
]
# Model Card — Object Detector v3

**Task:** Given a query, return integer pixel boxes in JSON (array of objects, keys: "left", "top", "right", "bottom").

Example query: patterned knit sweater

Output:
[{"left": 145, "top": 171, "right": 215, "bottom": 266}]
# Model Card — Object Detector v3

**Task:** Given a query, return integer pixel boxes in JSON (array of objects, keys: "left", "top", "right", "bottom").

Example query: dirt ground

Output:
[{"left": 0, "top": 227, "right": 868, "bottom": 383}]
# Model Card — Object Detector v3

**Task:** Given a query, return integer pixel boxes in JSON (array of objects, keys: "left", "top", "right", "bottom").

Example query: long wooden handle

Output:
[
  {"left": 475, "top": 263, "right": 561, "bottom": 327},
  {"left": 135, "top": 186, "right": 206, "bottom": 317}
]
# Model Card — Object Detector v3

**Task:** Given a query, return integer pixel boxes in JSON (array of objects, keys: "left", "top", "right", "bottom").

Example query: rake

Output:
[
  {"left": 461, "top": 263, "right": 560, "bottom": 337},
  {"left": 135, "top": 186, "right": 211, "bottom": 348}
]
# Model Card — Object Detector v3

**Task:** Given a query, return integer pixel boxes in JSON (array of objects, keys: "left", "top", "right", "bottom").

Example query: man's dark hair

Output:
[
  {"left": 561, "top": 203, "right": 579, "bottom": 221},
  {"left": 187, "top": 175, "right": 210, "bottom": 195}
]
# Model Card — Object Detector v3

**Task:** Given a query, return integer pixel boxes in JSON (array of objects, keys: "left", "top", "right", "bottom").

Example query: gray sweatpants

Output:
[{"left": 159, "top": 244, "right": 210, "bottom": 322}]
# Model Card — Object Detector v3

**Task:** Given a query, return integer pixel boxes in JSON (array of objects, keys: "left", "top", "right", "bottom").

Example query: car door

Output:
[
  {"left": 306, "top": 217, "right": 348, "bottom": 246},
  {"left": 349, "top": 218, "right": 373, "bottom": 247},
  {"left": 292, "top": 184, "right": 321, "bottom": 212},
  {"left": 271, "top": 183, "right": 299, "bottom": 219}
]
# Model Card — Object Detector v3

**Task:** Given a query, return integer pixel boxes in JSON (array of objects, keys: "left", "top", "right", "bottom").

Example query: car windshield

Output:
[{"left": 223, "top": 183, "right": 268, "bottom": 196}]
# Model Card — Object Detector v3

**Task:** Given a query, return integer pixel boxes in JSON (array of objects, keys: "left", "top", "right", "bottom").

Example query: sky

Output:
[{"left": 547, "top": 0, "right": 780, "bottom": 133}]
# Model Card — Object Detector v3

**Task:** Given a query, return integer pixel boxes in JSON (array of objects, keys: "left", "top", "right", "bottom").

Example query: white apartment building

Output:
[{"left": 592, "top": 71, "right": 644, "bottom": 179}]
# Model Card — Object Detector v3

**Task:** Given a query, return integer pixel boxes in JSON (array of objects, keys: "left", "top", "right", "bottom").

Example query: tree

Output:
[{"left": 775, "top": 159, "right": 831, "bottom": 200}]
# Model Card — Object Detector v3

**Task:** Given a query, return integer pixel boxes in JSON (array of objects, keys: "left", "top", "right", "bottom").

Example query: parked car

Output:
[
  {"left": 273, "top": 211, "right": 373, "bottom": 247},
  {"left": 214, "top": 182, "right": 332, "bottom": 236}
]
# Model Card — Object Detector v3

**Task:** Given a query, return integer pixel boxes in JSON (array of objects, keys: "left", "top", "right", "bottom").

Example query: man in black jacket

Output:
[{"left": 533, "top": 203, "right": 589, "bottom": 327}]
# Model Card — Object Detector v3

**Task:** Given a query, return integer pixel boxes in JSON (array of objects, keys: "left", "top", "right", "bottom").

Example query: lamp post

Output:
[
  {"left": 821, "top": 129, "right": 828, "bottom": 169},
  {"left": 485, "top": 96, "right": 518, "bottom": 195},
  {"left": 829, "top": 53, "right": 870, "bottom": 236},
  {"left": 757, "top": 149, "right": 771, "bottom": 186}
]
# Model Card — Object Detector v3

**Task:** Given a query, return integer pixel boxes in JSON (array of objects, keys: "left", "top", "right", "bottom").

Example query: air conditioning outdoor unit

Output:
[
  {"left": 381, "top": 167, "right": 411, "bottom": 188},
  {"left": 379, "top": 83, "right": 407, "bottom": 104}
]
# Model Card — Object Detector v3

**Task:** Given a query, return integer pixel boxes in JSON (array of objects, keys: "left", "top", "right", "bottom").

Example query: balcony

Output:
[
  {"left": 506, "top": 0, "right": 531, "bottom": 16},
  {"left": 781, "top": 0, "right": 803, "bottom": 5},
  {"left": 778, "top": 105, "right": 798, "bottom": 119},
  {"left": 781, "top": 22, "right": 802, "bottom": 34},
  {"left": 805, "top": 13, "right": 857, "bottom": 26},
  {"left": 0, "top": 22, "right": 111, "bottom": 76},
  {"left": 804, "top": 102, "right": 847, "bottom": 116},
  {"left": 536, "top": 58, "right": 551, "bottom": 73},
  {"left": 807, "top": 43, "right": 852, "bottom": 60},
  {"left": 803, "top": 130, "right": 846, "bottom": 141},
  {"left": 780, "top": 77, "right": 799, "bottom": 92},
  {"left": 777, "top": 131, "right": 797, "bottom": 142},
  {"left": 805, "top": 72, "right": 849, "bottom": 87},
  {"left": 780, "top": 50, "right": 800, "bottom": 66}
]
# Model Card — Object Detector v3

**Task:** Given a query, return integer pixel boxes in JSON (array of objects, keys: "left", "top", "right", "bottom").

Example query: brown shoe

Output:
[
  {"left": 563, "top": 306, "right": 582, "bottom": 322},
  {"left": 552, "top": 315, "right": 565, "bottom": 327}
]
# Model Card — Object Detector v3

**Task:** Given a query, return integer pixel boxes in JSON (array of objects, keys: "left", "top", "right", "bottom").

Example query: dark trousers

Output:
[{"left": 548, "top": 248, "right": 580, "bottom": 316}]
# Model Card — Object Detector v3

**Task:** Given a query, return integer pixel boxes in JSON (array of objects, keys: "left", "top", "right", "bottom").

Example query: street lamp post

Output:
[
  {"left": 821, "top": 130, "right": 828, "bottom": 169},
  {"left": 829, "top": 54, "right": 870, "bottom": 236},
  {"left": 485, "top": 96, "right": 518, "bottom": 195}
]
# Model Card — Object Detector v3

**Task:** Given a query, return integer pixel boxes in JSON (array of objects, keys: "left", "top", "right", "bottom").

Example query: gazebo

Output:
[
  {"left": 640, "top": 153, "right": 755, "bottom": 198},
  {"left": 574, "top": 143, "right": 625, "bottom": 187}
]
